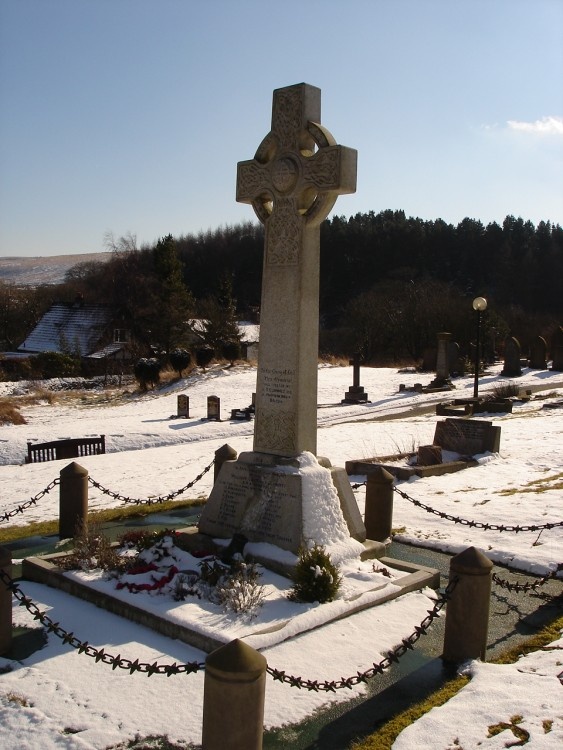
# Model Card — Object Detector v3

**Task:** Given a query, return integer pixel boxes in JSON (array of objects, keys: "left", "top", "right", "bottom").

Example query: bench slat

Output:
[{"left": 26, "top": 436, "right": 105, "bottom": 463}]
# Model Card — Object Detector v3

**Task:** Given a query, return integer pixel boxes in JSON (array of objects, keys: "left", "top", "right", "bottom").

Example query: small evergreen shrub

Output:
[
  {"left": 220, "top": 340, "right": 241, "bottom": 365},
  {"left": 134, "top": 358, "right": 161, "bottom": 390},
  {"left": 169, "top": 348, "right": 192, "bottom": 377},
  {"left": 288, "top": 543, "right": 342, "bottom": 603},
  {"left": 195, "top": 347, "right": 214, "bottom": 370}
]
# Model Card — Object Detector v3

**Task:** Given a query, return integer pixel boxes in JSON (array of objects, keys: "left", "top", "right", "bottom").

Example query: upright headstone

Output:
[
  {"left": 528, "top": 336, "right": 547, "bottom": 370},
  {"left": 427, "top": 332, "right": 455, "bottom": 390},
  {"left": 434, "top": 418, "right": 501, "bottom": 455},
  {"left": 342, "top": 352, "right": 370, "bottom": 403},
  {"left": 448, "top": 340, "right": 462, "bottom": 375},
  {"left": 501, "top": 336, "right": 522, "bottom": 377},
  {"left": 421, "top": 347, "right": 437, "bottom": 372},
  {"left": 550, "top": 326, "right": 563, "bottom": 371},
  {"left": 207, "top": 396, "right": 221, "bottom": 421},
  {"left": 199, "top": 83, "right": 365, "bottom": 555},
  {"left": 177, "top": 394, "right": 190, "bottom": 418}
]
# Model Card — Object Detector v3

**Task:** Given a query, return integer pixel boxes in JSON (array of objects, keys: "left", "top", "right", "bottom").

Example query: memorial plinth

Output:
[{"left": 199, "top": 451, "right": 366, "bottom": 555}]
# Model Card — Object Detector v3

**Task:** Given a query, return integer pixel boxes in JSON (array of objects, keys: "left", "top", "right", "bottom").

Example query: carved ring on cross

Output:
[{"left": 249, "top": 121, "right": 340, "bottom": 228}]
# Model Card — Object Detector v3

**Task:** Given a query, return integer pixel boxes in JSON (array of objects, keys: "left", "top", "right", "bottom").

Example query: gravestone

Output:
[
  {"left": 433, "top": 418, "right": 501, "bottom": 456},
  {"left": 528, "top": 336, "right": 547, "bottom": 370},
  {"left": 207, "top": 395, "right": 221, "bottom": 421},
  {"left": 342, "top": 352, "right": 370, "bottom": 403},
  {"left": 448, "top": 341, "right": 462, "bottom": 375},
  {"left": 177, "top": 394, "right": 190, "bottom": 418},
  {"left": 427, "top": 332, "right": 455, "bottom": 390},
  {"left": 501, "top": 336, "right": 522, "bottom": 377},
  {"left": 417, "top": 445, "right": 443, "bottom": 466},
  {"left": 421, "top": 347, "right": 437, "bottom": 372},
  {"left": 550, "top": 326, "right": 563, "bottom": 371},
  {"left": 198, "top": 83, "right": 364, "bottom": 555}
]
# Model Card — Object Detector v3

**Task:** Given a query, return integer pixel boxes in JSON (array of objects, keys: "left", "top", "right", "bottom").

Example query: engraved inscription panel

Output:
[
  {"left": 434, "top": 419, "right": 499, "bottom": 455},
  {"left": 260, "top": 367, "right": 295, "bottom": 405},
  {"left": 198, "top": 461, "right": 304, "bottom": 552}
]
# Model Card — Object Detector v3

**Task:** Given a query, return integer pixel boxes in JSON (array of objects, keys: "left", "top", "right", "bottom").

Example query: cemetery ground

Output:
[{"left": 0, "top": 362, "right": 562, "bottom": 749}]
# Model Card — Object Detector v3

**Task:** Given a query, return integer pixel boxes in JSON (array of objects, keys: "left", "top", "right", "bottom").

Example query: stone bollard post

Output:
[
  {"left": 364, "top": 467, "right": 394, "bottom": 541},
  {"left": 202, "top": 639, "right": 267, "bottom": 750},
  {"left": 59, "top": 462, "right": 89, "bottom": 540},
  {"left": 443, "top": 546, "right": 493, "bottom": 663},
  {"left": 0, "top": 546, "right": 12, "bottom": 656},
  {"left": 214, "top": 444, "right": 238, "bottom": 483}
]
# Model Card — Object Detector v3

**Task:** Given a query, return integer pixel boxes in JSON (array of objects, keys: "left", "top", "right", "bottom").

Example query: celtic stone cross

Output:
[{"left": 236, "top": 83, "right": 357, "bottom": 456}]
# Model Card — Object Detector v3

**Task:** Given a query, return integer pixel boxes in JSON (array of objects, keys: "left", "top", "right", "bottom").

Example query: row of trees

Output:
[{"left": 1, "top": 210, "right": 561, "bottom": 368}]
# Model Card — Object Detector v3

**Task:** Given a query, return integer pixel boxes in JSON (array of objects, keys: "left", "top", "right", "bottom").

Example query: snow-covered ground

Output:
[{"left": 1, "top": 362, "right": 562, "bottom": 748}]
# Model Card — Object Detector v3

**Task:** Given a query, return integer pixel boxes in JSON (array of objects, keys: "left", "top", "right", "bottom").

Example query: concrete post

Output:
[
  {"left": 59, "top": 462, "right": 88, "bottom": 540},
  {"left": 0, "top": 546, "right": 12, "bottom": 656},
  {"left": 443, "top": 546, "right": 493, "bottom": 663},
  {"left": 202, "top": 639, "right": 267, "bottom": 750},
  {"left": 214, "top": 444, "right": 238, "bottom": 483},
  {"left": 364, "top": 467, "right": 394, "bottom": 542}
]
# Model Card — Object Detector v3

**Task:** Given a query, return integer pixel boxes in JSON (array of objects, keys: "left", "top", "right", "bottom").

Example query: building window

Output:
[{"left": 114, "top": 329, "right": 129, "bottom": 343}]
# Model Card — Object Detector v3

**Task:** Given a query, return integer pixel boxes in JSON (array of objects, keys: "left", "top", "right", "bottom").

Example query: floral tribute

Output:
[{"left": 106, "top": 530, "right": 266, "bottom": 619}]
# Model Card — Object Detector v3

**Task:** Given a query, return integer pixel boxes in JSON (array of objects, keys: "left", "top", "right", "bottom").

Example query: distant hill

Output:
[{"left": 0, "top": 253, "right": 112, "bottom": 286}]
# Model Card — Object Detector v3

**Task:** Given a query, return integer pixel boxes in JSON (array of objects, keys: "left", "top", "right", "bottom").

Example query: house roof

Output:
[
  {"left": 86, "top": 342, "right": 126, "bottom": 359},
  {"left": 18, "top": 302, "right": 110, "bottom": 356}
]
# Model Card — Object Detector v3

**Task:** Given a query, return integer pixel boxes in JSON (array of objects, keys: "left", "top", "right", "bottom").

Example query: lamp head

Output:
[{"left": 472, "top": 296, "right": 487, "bottom": 312}]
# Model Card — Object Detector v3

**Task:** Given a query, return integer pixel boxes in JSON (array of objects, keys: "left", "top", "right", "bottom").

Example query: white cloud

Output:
[{"left": 507, "top": 115, "right": 563, "bottom": 135}]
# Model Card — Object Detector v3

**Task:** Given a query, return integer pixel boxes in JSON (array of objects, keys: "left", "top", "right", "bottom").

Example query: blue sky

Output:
[{"left": 1, "top": 0, "right": 562, "bottom": 258}]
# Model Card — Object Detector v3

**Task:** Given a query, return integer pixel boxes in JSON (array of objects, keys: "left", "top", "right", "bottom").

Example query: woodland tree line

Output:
[{"left": 1, "top": 210, "right": 562, "bottom": 370}]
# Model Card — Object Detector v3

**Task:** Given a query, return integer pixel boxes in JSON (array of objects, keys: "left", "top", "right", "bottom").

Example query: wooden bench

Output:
[{"left": 26, "top": 435, "right": 106, "bottom": 463}]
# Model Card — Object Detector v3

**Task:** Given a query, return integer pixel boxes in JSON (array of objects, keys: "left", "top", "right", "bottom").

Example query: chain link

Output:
[
  {"left": 0, "top": 569, "right": 205, "bottom": 676},
  {"left": 266, "top": 577, "right": 458, "bottom": 691},
  {"left": 0, "top": 478, "right": 60, "bottom": 524},
  {"left": 88, "top": 458, "right": 215, "bottom": 506},
  {"left": 0, "top": 458, "right": 214, "bottom": 525},
  {"left": 1, "top": 567, "right": 453, "bottom": 686},
  {"left": 392, "top": 485, "right": 563, "bottom": 533},
  {"left": 492, "top": 563, "right": 563, "bottom": 592}
]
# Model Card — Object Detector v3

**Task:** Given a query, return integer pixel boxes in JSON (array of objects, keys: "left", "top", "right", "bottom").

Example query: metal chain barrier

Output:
[
  {"left": 492, "top": 563, "right": 563, "bottom": 593},
  {"left": 350, "top": 481, "right": 366, "bottom": 490},
  {"left": 0, "top": 568, "right": 205, "bottom": 676},
  {"left": 0, "top": 568, "right": 455, "bottom": 686},
  {"left": 266, "top": 577, "right": 458, "bottom": 691},
  {"left": 392, "top": 484, "right": 563, "bottom": 533},
  {"left": 88, "top": 457, "right": 215, "bottom": 506},
  {"left": 0, "top": 458, "right": 214, "bottom": 524},
  {"left": 0, "top": 478, "right": 60, "bottom": 524}
]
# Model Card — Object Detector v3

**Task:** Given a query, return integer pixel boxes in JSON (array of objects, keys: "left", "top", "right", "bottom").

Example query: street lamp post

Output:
[{"left": 472, "top": 297, "right": 487, "bottom": 399}]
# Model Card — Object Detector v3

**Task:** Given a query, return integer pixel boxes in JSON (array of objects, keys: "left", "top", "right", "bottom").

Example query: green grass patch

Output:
[
  {"left": 498, "top": 471, "right": 563, "bottom": 496},
  {"left": 349, "top": 613, "right": 563, "bottom": 750},
  {"left": 0, "top": 498, "right": 205, "bottom": 545},
  {"left": 349, "top": 675, "right": 470, "bottom": 750}
]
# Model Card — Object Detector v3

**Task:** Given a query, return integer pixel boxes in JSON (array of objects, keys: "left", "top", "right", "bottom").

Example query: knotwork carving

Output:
[{"left": 255, "top": 409, "right": 297, "bottom": 454}]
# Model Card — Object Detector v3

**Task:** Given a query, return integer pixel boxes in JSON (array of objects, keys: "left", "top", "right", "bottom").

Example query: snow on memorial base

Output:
[{"left": 198, "top": 451, "right": 368, "bottom": 562}]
